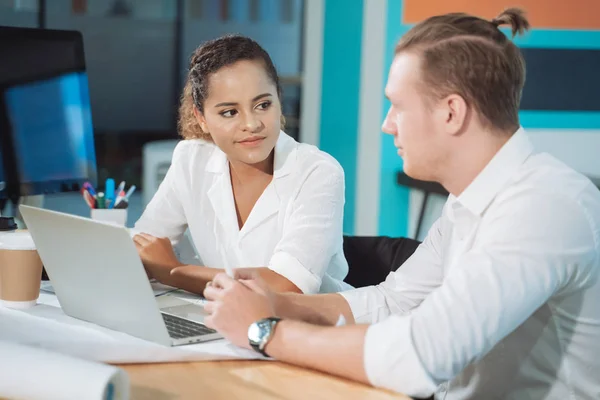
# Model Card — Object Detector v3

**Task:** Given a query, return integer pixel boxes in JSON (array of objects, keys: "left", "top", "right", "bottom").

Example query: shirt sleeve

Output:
[
  {"left": 134, "top": 143, "right": 188, "bottom": 244},
  {"left": 362, "top": 193, "right": 597, "bottom": 397},
  {"left": 339, "top": 214, "right": 446, "bottom": 323},
  {"left": 268, "top": 160, "right": 345, "bottom": 294}
]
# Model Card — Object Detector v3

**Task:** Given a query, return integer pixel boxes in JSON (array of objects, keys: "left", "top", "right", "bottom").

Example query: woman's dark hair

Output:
[{"left": 179, "top": 34, "right": 282, "bottom": 140}]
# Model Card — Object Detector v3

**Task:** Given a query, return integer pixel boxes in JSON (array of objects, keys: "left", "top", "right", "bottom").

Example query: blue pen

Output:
[
  {"left": 83, "top": 182, "right": 97, "bottom": 197},
  {"left": 105, "top": 178, "right": 115, "bottom": 209}
]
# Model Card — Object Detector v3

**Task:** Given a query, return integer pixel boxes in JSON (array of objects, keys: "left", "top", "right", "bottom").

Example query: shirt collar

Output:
[
  {"left": 204, "top": 130, "right": 296, "bottom": 179},
  {"left": 455, "top": 127, "right": 534, "bottom": 217}
]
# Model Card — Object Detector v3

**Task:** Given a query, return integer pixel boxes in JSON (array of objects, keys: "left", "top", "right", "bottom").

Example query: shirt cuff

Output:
[
  {"left": 339, "top": 286, "right": 393, "bottom": 324},
  {"left": 364, "top": 315, "right": 437, "bottom": 398},
  {"left": 268, "top": 252, "right": 321, "bottom": 294},
  {"left": 339, "top": 287, "right": 377, "bottom": 324}
]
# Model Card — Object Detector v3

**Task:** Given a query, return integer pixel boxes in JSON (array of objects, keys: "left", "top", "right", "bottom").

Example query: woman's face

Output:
[{"left": 195, "top": 59, "right": 282, "bottom": 166}]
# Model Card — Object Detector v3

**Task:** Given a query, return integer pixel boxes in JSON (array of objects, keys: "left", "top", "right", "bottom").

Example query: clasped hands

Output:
[{"left": 133, "top": 233, "right": 278, "bottom": 348}]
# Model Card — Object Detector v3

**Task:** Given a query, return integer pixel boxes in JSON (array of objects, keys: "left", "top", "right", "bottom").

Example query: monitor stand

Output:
[{"left": 14, "top": 195, "right": 44, "bottom": 228}]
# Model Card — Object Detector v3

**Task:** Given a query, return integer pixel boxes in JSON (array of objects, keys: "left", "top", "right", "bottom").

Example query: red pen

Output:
[{"left": 82, "top": 190, "right": 95, "bottom": 209}]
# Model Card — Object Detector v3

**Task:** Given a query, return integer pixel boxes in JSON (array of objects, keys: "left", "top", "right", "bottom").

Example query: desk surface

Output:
[{"left": 122, "top": 360, "right": 410, "bottom": 400}]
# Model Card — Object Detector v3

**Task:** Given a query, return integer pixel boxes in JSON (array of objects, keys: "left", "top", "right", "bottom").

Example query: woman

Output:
[{"left": 133, "top": 35, "right": 351, "bottom": 295}]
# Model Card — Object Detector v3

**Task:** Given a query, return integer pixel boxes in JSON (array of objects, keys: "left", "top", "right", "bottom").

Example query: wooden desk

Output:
[{"left": 122, "top": 360, "right": 410, "bottom": 400}]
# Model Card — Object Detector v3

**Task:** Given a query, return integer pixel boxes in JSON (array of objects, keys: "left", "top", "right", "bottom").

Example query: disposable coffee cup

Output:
[{"left": 0, "top": 231, "right": 43, "bottom": 309}]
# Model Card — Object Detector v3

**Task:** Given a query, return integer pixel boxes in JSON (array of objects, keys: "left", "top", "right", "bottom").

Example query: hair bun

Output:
[{"left": 492, "top": 7, "right": 530, "bottom": 37}]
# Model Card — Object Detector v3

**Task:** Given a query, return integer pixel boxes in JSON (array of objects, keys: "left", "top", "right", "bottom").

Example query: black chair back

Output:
[{"left": 343, "top": 236, "right": 421, "bottom": 288}]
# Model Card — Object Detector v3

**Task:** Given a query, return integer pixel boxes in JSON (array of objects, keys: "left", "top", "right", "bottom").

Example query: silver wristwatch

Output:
[{"left": 248, "top": 317, "right": 281, "bottom": 357}]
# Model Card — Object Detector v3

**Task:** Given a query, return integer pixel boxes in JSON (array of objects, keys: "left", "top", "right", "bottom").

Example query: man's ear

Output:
[
  {"left": 442, "top": 94, "right": 469, "bottom": 136},
  {"left": 193, "top": 107, "right": 208, "bottom": 133}
]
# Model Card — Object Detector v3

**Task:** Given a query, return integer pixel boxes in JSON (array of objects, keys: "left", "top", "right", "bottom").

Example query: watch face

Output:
[{"left": 248, "top": 319, "right": 270, "bottom": 345}]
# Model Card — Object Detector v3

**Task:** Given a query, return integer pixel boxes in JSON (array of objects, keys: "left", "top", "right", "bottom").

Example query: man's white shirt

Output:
[{"left": 342, "top": 128, "right": 600, "bottom": 399}]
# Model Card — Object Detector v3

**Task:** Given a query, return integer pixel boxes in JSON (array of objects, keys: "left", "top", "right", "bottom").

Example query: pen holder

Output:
[{"left": 90, "top": 209, "right": 128, "bottom": 227}]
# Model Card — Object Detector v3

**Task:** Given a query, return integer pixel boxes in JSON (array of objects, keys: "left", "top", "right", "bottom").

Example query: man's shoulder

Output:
[
  {"left": 523, "top": 152, "right": 593, "bottom": 191},
  {"left": 487, "top": 152, "right": 600, "bottom": 249},
  {"left": 502, "top": 152, "right": 600, "bottom": 212}
]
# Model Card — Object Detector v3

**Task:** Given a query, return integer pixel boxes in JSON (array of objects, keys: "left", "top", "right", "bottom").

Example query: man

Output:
[{"left": 200, "top": 8, "right": 600, "bottom": 399}]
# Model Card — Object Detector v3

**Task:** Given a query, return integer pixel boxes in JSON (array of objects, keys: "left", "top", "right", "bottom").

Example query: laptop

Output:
[{"left": 19, "top": 205, "right": 223, "bottom": 346}]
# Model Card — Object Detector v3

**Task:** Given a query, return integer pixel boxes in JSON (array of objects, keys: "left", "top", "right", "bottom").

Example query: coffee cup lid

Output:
[{"left": 0, "top": 231, "right": 36, "bottom": 250}]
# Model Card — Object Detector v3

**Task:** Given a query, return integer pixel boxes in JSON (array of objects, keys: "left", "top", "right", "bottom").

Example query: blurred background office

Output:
[
  {"left": 1, "top": 0, "right": 304, "bottom": 225},
  {"left": 1, "top": 0, "right": 599, "bottom": 240}
]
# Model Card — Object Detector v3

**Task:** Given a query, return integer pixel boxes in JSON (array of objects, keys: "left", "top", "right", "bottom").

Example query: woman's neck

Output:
[{"left": 228, "top": 150, "right": 275, "bottom": 184}]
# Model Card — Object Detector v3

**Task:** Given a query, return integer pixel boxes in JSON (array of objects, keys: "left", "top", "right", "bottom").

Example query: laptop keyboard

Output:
[{"left": 161, "top": 313, "right": 217, "bottom": 339}]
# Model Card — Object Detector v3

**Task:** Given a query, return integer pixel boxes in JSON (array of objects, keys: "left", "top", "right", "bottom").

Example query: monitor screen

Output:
[
  {"left": 0, "top": 148, "right": 5, "bottom": 199},
  {"left": 0, "top": 26, "right": 97, "bottom": 198},
  {"left": 4, "top": 71, "right": 96, "bottom": 194}
]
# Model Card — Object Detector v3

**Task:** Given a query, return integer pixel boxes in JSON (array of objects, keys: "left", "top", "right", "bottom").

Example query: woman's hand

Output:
[
  {"left": 168, "top": 266, "right": 300, "bottom": 297},
  {"left": 133, "top": 233, "right": 182, "bottom": 283}
]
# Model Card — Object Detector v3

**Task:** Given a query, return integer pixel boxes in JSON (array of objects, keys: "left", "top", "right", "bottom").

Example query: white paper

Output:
[
  {"left": 0, "top": 340, "right": 129, "bottom": 400},
  {"left": 0, "top": 293, "right": 263, "bottom": 364}
]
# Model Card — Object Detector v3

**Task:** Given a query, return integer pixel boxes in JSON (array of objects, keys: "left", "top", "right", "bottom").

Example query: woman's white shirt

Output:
[{"left": 135, "top": 132, "right": 351, "bottom": 293}]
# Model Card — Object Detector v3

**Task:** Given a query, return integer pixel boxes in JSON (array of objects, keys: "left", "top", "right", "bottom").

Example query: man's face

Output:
[{"left": 382, "top": 52, "right": 447, "bottom": 181}]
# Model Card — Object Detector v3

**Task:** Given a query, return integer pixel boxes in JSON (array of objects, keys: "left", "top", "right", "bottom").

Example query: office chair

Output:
[{"left": 343, "top": 235, "right": 421, "bottom": 288}]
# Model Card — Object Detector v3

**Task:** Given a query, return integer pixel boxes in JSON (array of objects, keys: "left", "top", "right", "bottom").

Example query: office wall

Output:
[
  {"left": 46, "top": 13, "right": 178, "bottom": 132},
  {"left": 300, "top": 0, "right": 364, "bottom": 234},
  {"left": 303, "top": 0, "right": 426, "bottom": 236},
  {"left": 318, "top": 0, "right": 364, "bottom": 234},
  {"left": 2, "top": 0, "right": 305, "bottom": 192},
  {"left": 315, "top": 0, "right": 600, "bottom": 238},
  {"left": 309, "top": 0, "right": 411, "bottom": 236},
  {"left": 0, "top": 3, "right": 37, "bottom": 28},
  {"left": 37, "top": 0, "right": 303, "bottom": 134}
]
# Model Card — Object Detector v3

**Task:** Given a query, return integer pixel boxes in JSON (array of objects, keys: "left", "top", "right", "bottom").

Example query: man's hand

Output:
[
  {"left": 202, "top": 271, "right": 369, "bottom": 388},
  {"left": 203, "top": 271, "right": 277, "bottom": 348},
  {"left": 133, "top": 233, "right": 182, "bottom": 282}
]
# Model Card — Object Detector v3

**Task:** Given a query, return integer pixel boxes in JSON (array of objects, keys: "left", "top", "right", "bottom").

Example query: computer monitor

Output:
[
  {"left": 0, "top": 26, "right": 97, "bottom": 202},
  {"left": 0, "top": 147, "right": 5, "bottom": 199}
]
